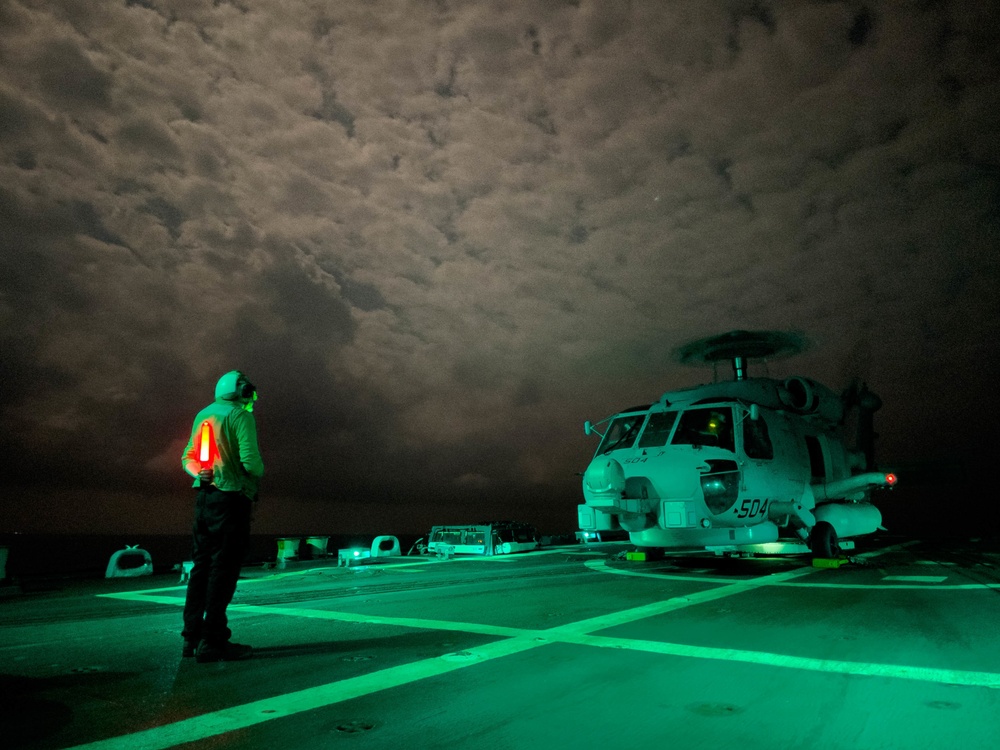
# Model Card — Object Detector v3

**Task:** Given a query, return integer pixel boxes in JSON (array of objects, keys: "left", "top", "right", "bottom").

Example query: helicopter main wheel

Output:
[{"left": 809, "top": 522, "right": 840, "bottom": 559}]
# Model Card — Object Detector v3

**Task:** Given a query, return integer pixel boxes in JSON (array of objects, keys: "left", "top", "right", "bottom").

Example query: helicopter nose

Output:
[{"left": 584, "top": 458, "right": 626, "bottom": 496}]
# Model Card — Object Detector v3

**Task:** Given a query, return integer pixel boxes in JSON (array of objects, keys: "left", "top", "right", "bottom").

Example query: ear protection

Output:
[{"left": 235, "top": 371, "right": 257, "bottom": 400}]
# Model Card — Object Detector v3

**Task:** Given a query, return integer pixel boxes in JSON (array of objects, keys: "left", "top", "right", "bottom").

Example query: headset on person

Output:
[
  {"left": 235, "top": 372, "right": 256, "bottom": 400},
  {"left": 217, "top": 370, "right": 258, "bottom": 409}
]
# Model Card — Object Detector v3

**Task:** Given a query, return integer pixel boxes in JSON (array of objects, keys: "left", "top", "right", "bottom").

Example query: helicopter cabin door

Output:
[{"left": 734, "top": 408, "right": 797, "bottom": 525}]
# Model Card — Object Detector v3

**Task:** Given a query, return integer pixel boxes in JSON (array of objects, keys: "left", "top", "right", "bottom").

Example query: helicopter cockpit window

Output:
[
  {"left": 671, "top": 407, "right": 735, "bottom": 452},
  {"left": 742, "top": 412, "right": 774, "bottom": 460},
  {"left": 597, "top": 414, "right": 647, "bottom": 454},
  {"left": 637, "top": 411, "right": 679, "bottom": 448}
]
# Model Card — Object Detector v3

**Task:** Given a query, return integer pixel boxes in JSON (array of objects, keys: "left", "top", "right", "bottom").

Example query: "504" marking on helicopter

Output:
[{"left": 735, "top": 498, "right": 769, "bottom": 519}]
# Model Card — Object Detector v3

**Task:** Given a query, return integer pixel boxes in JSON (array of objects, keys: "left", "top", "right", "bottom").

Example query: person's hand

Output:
[{"left": 198, "top": 468, "right": 214, "bottom": 485}]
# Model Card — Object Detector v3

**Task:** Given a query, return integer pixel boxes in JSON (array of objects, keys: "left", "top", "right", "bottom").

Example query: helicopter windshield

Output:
[
  {"left": 637, "top": 411, "right": 679, "bottom": 448},
  {"left": 596, "top": 414, "right": 647, "bottom": 454},
  {"left": 671, "top": 407, "right": 735, "bottom": 452}
]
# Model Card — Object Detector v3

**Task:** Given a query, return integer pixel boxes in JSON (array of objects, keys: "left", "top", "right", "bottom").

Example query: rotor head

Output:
[{"left": 675, "top": 330, "right": 807, "bottom": 380}]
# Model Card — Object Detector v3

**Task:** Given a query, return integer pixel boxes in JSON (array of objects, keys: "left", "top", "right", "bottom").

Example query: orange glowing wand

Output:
[
  {"left": 199, "top": 421, "right": 211, "bottom": 462},
  {"left": 197, "top": 420, "right": 217, "bottom": 486}
]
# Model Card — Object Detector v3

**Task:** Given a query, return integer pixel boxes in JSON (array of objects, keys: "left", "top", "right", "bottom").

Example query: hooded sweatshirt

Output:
[{"left": 181, "top": 371, "right": 264, "bottom": 499}]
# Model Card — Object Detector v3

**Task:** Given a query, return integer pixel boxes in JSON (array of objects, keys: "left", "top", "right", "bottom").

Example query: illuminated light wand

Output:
[{"left": 198, "top": 420, "right": 217, "bottom": 486}]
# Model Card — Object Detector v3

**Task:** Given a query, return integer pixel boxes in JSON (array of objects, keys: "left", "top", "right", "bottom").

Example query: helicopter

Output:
[{"left": 577, "top": 331, "right": 897, "bottom": 559}]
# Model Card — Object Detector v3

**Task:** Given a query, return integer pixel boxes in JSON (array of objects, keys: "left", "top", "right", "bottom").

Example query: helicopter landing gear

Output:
[{"left": 809, "top": 522, "right": 840, "bottom": 559}]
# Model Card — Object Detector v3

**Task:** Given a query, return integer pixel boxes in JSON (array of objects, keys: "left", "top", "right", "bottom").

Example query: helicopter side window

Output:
[
  {"left": 597, "top": 414, "right": 647, "bottom": 454},
  {"left": 742, "top": 413, "right": 774, "bottom": 460},
  {"left": 671, "top": 408, "right": 735, "bottom": 452},
  {"left": 804, "top": 435, "right": 826, "bottom": 479},
  {"left": 637, "top": 411, "right": 678, "bottom": 448}
]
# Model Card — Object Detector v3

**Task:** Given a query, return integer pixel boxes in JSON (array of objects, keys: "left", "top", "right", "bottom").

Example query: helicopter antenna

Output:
[{"left": 675, "top": 330, "right": 807, "bottom": 381}]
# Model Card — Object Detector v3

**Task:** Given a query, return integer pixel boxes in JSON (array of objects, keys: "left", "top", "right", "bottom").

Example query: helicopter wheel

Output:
[{"left": 809, "top": 522, "right": 840, "bottom": 559}]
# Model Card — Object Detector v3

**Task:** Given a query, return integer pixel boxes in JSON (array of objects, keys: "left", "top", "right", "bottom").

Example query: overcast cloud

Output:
[{"left": 1, "top": 0, "right": 998, "bottom": 535}]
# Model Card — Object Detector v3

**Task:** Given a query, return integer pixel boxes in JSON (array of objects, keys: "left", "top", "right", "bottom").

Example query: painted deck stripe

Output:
[
  {"left": 80, "top": 561, "right": 1000, "bottom": 750},
  {"left": 444, "top": 548, "right": 576, "bottom": 560},
  {"left": 100, "top": 586, "right": 1000, "bottom": 692},
  {"left": 112, "top": 559, "right": 461, "bottom": 594},
  {"left": 563, "top": 565, "right": 817, "bottom": 633},
  {"left": 97, "top": 548, "right": 578, "bottom": 596},
  {"left": 232, "top": 604, "right": 531, "bottom": 638},
  {"left": 882, "top": 575, "right": 949, "bottom": 583},
  {"left": 584, "top": 560, "right": 1000, "bottom": 589},
  {"left": 558, "top": 632, "right": 1000, "bottom": 689},
  {"left": 78, "top": 566, "right": 822, "bottom": 748},
  {"left": 98, "top": 593, "right": 530, "bottom": 639},
  {"left": 782, "top": 582, "right": 998, "bottom": 590},
  {"left": 102, "top": 564, "right": 817, "bottom": 637},
  {"left": 64, "top": 625, "right": 1000, "bottom": 750},
  {"left": 66, "top": 636, "right": 544, "bottom": 750},
  {"left": 100, "top": 588, "right": 1000, "bottom": 695},
  {"left": 80, "top": 544, "right": 1000, "bottom": 750},
  {"left": 582, "top": 561, "right": 739, "bottom": 584}
]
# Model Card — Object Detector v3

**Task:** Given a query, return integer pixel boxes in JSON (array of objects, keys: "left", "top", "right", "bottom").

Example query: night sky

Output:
[{"left": 2, "top": 1, "right": 998, "bottom": 538}]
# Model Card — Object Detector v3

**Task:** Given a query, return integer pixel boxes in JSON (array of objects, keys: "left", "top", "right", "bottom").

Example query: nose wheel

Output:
[{"left": 809, "top": 521, "right": 840, "bottom": 559}]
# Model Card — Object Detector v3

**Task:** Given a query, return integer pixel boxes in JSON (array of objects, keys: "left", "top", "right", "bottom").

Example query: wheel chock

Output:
[
  {"left": 625, "top": 549, "right": 664, "bottom": 562},
  {"left": 812, "top": 557, "right": 848, "bottom": 568}
]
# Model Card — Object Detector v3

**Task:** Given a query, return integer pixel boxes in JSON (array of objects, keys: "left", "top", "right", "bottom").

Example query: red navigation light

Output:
[
  {"left": 884, "top": 472, "right": 898, "bottom": 486},
  {"left": 198, "top": 421, "right": 216, "bottom": 465}
]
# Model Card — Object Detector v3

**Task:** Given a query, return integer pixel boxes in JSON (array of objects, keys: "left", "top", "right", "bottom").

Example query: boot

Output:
[{"left": 195, "top": 640, "right": 253, "bottom": 663}]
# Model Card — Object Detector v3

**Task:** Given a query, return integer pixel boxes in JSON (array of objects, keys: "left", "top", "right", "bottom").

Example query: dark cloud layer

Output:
[{"left": 1, "top": 0, "right": 999, "bottom": 535}]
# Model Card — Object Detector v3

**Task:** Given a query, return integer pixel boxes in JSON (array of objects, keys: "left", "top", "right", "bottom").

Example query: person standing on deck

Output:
[{"left": 180, "top": 370, "right": 264, "bottom": 663}]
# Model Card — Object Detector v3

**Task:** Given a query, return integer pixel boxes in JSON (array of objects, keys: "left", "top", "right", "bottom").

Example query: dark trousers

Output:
[{"left": 182, "top": 487, "right": 252, "bottom": 646}]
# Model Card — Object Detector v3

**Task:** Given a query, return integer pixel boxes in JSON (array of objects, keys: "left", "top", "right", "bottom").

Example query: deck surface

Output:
[{"left": 2, "top": 537, "right": 999, "bottom": 750}]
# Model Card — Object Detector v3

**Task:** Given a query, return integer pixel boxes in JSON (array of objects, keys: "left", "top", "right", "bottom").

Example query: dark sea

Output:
[{"left": 0, "top": 532, "right": 424, "bottom": 584}]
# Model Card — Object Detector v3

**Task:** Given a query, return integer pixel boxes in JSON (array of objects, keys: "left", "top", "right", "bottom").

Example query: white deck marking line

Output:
[
  {"left": 585, "top": 560, "right": 1000, "bottom": 590},
  {"left": 556, "top": 632, "right": 1000, "bottom": 689},
  {"left": 97, "top": 593, "right": 529, "bottom": 638},
  {"left": 102, "top": 588, "right": 1000, "bottom": 693},
  {"left": 100, "top": 564, "right": 817, "bottom": 633},
  {"left": 779, "top": 582, "right": 999, "bottom": 590},
  {"left": 81, "top": 550, "right": 1000, "bottom": 749},
  {"left": 882, "top": 576, "right": 949, "bottom": 583},
  {"left": 579, "top": 540, "right": 919, "bottom": 585},
  {"left": 66, "top": 635, "right": 544, "bottom": 750},
  {"left": 583, "top": 565, "right": 739, "bottom": 584},
  {"left": 101, "top": 565, "right": 816, "bottom": 641},
  {"left": 77, "top": 566, "right": 811, "bottom": 749},
  {"left": 103, "top": 550, "right": 572, "bottom": 596},
  {"left": 409, "top": 549, "right": 573, "bottom": 563},
  {"left": 95, "top": 562, "right": 449, "bottom": 595},
  {"left": 561, "top": 565, "right": 818, "bottom": 633}
]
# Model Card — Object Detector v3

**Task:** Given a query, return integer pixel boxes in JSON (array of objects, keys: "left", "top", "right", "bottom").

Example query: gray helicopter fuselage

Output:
[{"left": 579, "top": 376, "right": 891, "bottom": 551}]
